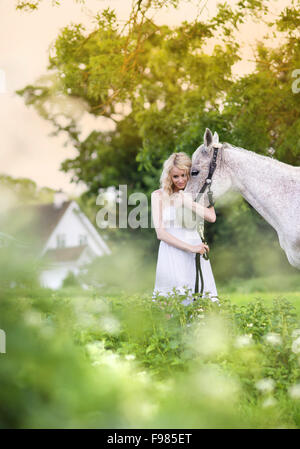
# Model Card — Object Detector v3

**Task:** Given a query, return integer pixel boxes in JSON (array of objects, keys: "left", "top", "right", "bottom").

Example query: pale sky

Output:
[{"left": 0, "top": 0, "right": 289, "bottom": 195}]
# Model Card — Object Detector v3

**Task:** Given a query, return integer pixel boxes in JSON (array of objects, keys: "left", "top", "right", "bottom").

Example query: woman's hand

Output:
[{"left": 189, "top": 243, "right": 209, "bottom": 255}]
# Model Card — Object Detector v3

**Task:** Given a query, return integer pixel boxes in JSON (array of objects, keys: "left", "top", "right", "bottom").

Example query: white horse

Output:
[{"left": 184, "top": 128, "right": 300, "bottom": 269}]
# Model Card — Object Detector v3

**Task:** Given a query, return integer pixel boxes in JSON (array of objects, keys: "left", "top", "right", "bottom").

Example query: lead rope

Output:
[
  {"left": 194, "top": 184, "right": 214, "bottom": 298},
  {"left": 194, "top": 233, "right": 208, "bottom": 297}
]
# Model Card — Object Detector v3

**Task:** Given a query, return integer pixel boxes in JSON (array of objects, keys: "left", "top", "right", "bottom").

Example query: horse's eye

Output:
[{"left": 191, "top": 169, "right": 199, "bottom": 177}]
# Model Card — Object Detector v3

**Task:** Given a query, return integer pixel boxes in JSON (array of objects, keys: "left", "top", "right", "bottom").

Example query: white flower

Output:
[
  {"left": 262, "top": 397, "right": 277, "bottom": 408},
  {"left": 78, "top": 63, "right": 86, "bottom": 70},
  {"left": 292, "top": 336, "right": 300, "bottom": 354},
  {"left": 140, "top": 402, "right": 158, "bottom": 419},
  {"left": 137, "top": 371, "right": 151, "bottom": 384},
  {"left": 255, "top": 378, "right": 275, "bottom": 393},
  {"left": 125, "top": 354, "right": 136, "bottom": 361},
  {"left": 288, "top": 384, "right": 300, "bottom": 399},
  {"left": 191, "top": 317, "right": 229, "bottom": 356},
  {"left": 264, "top": 332, "right": 282, "bottom": 346},
  {"left": 86, "top": 340, "right": 105, "bottom": 358},
  {"left": 196, "top": 366, "right": 240, "bottom": 400},
  {"left": 24, "top": 310, "right": 43, "bottom": 327},
  {"left": 247, "top": 323, "right": 253, "bottom": 328},
  {"left": 292, "top": 329, "right": 300, "bottom": 339},
  {"left": 235, "top": 334, "right": 253, "bottom": 348},
  {"left": 99, "top": 315, "right": 120, "bottom": 334}
]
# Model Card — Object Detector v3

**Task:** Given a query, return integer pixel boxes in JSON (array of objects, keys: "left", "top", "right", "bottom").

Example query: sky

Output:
[{"left": 0, "top": 0, "right": 289, "bottom": 195}]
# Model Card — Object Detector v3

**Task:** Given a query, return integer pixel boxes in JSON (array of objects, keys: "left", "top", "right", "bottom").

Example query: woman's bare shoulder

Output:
[{"left": 152, "top": 189, "right": 162, "bottom": 196}]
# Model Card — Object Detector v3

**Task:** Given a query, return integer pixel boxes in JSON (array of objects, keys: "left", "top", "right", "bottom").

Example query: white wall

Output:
[{"left": 40, "top": 263, "right": 80, "bottom": 290}]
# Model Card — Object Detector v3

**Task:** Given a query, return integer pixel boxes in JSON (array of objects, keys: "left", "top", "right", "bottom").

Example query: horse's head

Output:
[{"left": 184, "top": 128, "right": 232, "bottom": 205}]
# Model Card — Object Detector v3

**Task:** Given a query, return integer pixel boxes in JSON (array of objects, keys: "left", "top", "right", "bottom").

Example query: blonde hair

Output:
[{"left": 159, "top": 152, "right": 192, "bottom": 197}]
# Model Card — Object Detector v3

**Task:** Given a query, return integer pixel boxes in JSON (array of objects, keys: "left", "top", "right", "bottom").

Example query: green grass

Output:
[
  {"left": 213, "top": 274, "right": 300, "bottom": 317},
  {"left": 219, "top": 292, "right": 300, "bottom": 318},
  {"left": 61, "top": 273, "right": 300, "bottom": 318}
]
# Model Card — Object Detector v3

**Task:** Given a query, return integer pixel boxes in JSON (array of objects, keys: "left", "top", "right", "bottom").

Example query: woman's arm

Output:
[
  {"left": 151, "top": 191, "right": 193, "bottom": 252},
  {"left": 177, "top": 191, "right": 216, "bottom": 223}
]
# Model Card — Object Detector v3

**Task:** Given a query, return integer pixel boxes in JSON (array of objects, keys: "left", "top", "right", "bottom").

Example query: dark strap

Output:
[
  {"left": 195, "top": 147, "right": 219, "bottom": 202},
  {"left": 194, "top": 253, "right": 202, "bottom": 295},
  {"left": 194, "top": 238, "right": 209, "bottom": 297}
]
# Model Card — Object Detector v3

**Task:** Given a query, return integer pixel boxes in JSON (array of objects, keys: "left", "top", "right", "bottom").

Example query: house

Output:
[{"left": 0, "top": 191, "right": 111, "bottom": 289}]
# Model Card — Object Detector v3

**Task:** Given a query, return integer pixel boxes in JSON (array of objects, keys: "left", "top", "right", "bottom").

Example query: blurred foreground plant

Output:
[{"left": 1, "top": 247, "right": 300, "bottom": 428}]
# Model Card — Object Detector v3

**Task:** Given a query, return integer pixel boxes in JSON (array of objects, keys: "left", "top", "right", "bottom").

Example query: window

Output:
[
  {"left": 79, "top": 234, "right": 87, "bottom": 245},
  {"left": 56, "top": 234, "right": 66, "bottom": 248}
]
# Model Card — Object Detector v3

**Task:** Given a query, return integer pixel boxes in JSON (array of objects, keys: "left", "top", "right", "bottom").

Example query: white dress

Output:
[{"left": 152, "top": 201, "right": 218, "bottom": 304}]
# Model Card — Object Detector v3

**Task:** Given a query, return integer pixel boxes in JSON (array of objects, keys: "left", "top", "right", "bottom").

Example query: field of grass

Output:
[
  {"left": 220, "top": 292, "right": 300, "bottom": 318},
  {"left": 215, "top": 274, "right": 300, "bottom": 317}
]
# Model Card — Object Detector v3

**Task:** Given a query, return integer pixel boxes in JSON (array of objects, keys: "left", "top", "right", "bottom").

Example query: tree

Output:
[
  {"left": 16, "top": 0, "right": 271, "bottom": 194},
  {"left": 0, "top": 174, "right": 56, "bottom": 204}
]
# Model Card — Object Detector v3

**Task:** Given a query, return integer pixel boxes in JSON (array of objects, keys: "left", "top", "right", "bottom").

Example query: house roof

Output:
[
  {"left": 0, "top": 201, "right": 71, "bottom": 247},
  {"left": 43, "top": 244, "right": 88, "bottom": 263}
]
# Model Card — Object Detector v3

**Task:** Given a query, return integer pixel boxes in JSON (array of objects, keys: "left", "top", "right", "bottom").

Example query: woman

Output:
[{"left": 151, "top": 152, "right": 218, "bottom": 303}]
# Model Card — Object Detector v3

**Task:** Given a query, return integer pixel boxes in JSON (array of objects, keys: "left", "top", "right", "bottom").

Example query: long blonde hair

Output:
[{"left": 160, "top": 152, "right": 192, "bottom": 197}]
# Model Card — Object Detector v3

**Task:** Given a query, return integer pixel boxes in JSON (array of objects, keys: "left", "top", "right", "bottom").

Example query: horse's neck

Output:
[{"left": 224, "top": 147, "right": 294, "bottom": 230}]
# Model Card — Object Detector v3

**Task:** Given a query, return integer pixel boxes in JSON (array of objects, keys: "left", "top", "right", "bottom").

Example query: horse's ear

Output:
[
  {"left": 204, "top": 128, "right": 213, "bottom": 147},
  {"left": 213, "top": 131, "right": 219, "bottom": 144}
]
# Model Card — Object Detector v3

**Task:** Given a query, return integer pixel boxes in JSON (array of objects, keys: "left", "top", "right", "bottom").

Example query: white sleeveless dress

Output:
[{"left": 152, "top": 202, "right": 218, "bottom": 304}]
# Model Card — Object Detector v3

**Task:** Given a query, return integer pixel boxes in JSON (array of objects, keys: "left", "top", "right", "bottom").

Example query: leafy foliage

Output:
[
  {"left": 16, "top": 0, "right": 84, "bottom": 12},
  {"left": 16, "top": 0, "right": 278, "bottom": 191},
  {"left": 0, "top": 174, "right": 56, "bottom": 205},
  {"left": 1, "top": 249, "right": 300, "bottom": 428}
]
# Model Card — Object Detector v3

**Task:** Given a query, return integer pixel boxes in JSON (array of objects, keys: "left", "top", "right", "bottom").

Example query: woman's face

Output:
[{"left": 170, "top": 166, "right": 188, "bottom": 192}]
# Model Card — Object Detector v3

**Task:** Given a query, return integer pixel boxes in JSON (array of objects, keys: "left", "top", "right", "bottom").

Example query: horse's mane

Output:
[
  {"left": 223, "top": 142, "right": 273, "bottom": 161},
  {"left": 221, "top": 142, "right": 299, "bottom": 171}
]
